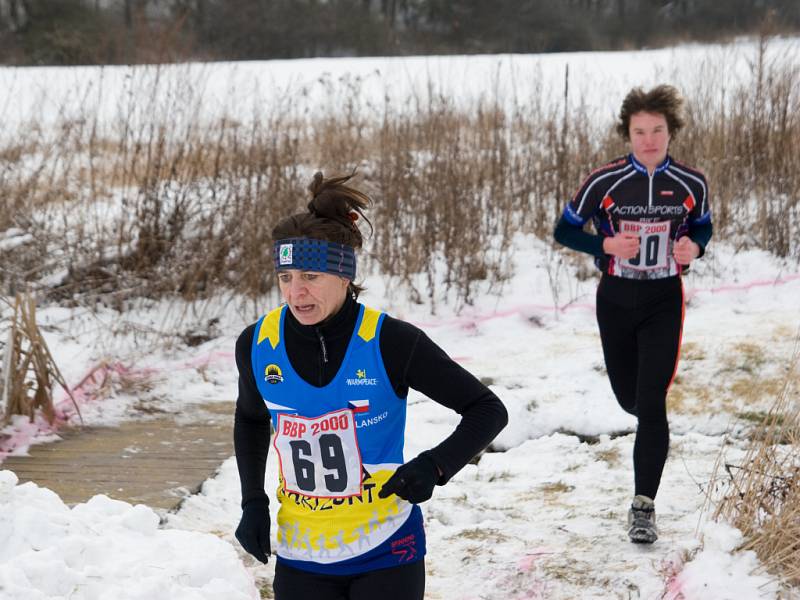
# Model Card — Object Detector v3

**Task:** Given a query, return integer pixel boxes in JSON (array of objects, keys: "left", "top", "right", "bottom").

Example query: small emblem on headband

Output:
[{"left": 279, "top": 244, "right": 293, "bottom": 265}]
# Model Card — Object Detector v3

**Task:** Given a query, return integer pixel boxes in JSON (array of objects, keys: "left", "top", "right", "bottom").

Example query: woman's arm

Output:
[
  {"left": 380, "top": 317, "right": 508, "bottom": 484},
  {"left": 233, "top": 324, "right": 271, "bottom": 506}
]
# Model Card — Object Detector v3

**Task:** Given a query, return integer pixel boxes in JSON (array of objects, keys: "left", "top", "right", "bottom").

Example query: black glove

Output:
[
  {"left": 378, "top": 453, "right": 440, "bottom": 504},
  {"left": 235, "top": 498, "right": 271, "bottom": 563}
]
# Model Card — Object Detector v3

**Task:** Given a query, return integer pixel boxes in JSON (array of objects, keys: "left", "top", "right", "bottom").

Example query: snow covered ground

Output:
[
  {"left": 1, "top": 36, "right": 798, "bottom": 135},
  {"left": 2, "top": 233, "right": 798, "bottom": 599},
  {"left": 2, "top": 38, "right": 800, "bottom": 600}
]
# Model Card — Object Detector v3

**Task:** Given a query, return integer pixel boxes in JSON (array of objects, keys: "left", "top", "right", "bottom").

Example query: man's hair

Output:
[{"left": 617, "top": 85, "right": 685, "bottom": 140}]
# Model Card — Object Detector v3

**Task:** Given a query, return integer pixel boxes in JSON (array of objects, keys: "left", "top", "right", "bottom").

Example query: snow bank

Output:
[
  {"left": 0, "top": 470, "right": 258, "bottom": 600},
  {"left": 667, "top": 521, "right": 779, "bottom": 599}
]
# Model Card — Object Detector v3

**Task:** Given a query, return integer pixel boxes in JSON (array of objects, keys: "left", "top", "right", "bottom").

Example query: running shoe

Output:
[{"left": 627, "top": 495, "right": 658, "bottom": 544}]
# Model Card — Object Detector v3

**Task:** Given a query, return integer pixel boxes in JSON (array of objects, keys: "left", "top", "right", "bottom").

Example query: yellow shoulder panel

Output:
[
  {"left": 357, "top": 306, "right": 382, "bottom": 342},
  {"left": 256, "top": 305, "right": 285, "bottom": 349}
]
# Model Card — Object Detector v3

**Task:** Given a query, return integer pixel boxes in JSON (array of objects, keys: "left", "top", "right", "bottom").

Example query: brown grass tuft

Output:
[
  {"left": 709, "top": 328, "right": 800, "bottom": 588},
  {"left": 0, "top": 293, "right": 81, "bottom": 424}
]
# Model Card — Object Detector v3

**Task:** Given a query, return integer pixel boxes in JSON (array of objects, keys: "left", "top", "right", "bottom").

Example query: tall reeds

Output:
[
  {"left": 0, "top": 293, "right": 80, "bottom": 424},
  {"left": 710, "top": 330, "right": 800, "bottom": 589},
  {"left": 0, "top": 40, "right": 798, "bottom": 313}
]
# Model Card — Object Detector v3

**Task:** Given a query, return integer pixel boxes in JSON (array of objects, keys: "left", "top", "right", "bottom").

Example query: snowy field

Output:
[
  {"left": 2, "top": 39, "right": 800, "bottom": 599},
  {"left": 2, "top": 234, "right": 798, "bottom": 599},
  {"left": 1, "top": 37, "right": 798, "bottom": 134}
]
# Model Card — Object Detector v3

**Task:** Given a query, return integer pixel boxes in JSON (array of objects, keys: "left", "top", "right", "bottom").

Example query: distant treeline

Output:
[{"left": 0, "top": 0, "right": 798, "bottom": 65}]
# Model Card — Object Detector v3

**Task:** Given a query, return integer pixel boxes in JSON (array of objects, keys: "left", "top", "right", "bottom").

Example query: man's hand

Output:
[
  {"left": 603, "top": 233, "right": 640, "bottom": 259},
  {"left": 673, "top": 236, "right": 700, "bottom": 266}
]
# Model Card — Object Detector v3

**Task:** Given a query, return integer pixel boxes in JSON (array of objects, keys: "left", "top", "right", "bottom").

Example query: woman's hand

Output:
[
  {"left": 673, "top": 236, "right": 700, "bottom": 266},
  {"left": 235, "top": 499, "right": 271, "bottom": 563},
  {"left": 602, "top": 233, "right": 640, "bottom": 259},
  {"left": 378, "top": 453, "right": 440, "bottom": 504}
]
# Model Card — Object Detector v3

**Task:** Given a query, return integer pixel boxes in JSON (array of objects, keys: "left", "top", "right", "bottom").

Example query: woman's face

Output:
[
  {"left": 628, "top": 111, "right": 671, "bottom": 172},
  {"left": 278, "top": 270, "right": 349, "bottom": 325}
]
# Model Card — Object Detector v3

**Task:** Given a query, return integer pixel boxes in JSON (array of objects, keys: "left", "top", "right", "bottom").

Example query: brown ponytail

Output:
[
  {"left": 272, "top": 171, "right": 372, "bottom": 248},
  {"left": 272, "top": 171, "right": 373, "bottom": 298},
  {"left": 305, "top": 171, "right": 372, "bottom": 247}
]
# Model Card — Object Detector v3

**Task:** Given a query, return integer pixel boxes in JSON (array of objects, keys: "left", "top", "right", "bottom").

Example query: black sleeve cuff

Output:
[
  {"left": 554, "top": 214, "right": 606, "bottom": 257},
  {"left": 689, "top": 221, "right": 713, "bottom": 258}
]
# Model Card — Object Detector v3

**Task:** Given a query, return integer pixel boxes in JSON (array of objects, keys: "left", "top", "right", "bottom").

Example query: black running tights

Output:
[
  {"left": 596, "top": 274, "right": 684, "bottom": 500},
  {"left": 273, "top": 559, "right": 425, "bottom": 600}
]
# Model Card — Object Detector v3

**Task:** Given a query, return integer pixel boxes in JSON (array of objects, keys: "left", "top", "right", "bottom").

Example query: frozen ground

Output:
[{"left": 2, "top": 233, "right": 798, "bottom": 599}]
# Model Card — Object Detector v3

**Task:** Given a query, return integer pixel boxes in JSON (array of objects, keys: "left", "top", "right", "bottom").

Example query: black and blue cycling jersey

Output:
[{"left": 555, "top": 153, "right": 712, "bottom": 280}]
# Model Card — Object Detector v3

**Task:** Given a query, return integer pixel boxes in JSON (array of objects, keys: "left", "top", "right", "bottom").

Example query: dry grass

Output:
[
  {"left": 718, "top": 342, "right": 768, "bottom": 376},
  {"left": 709, "top": 329, "right": 800, "bottom": 588},
  {"left": 669, "top": 336, "right": 798, "bottom": 417},
  {"left": 0, "top": 37, "right": 798, "bottom": 319},
  {"left": 0, "top": 293, "right": 80, "bottom": 424},
  {"left": 729, "top": 375, "right": 786, "bottom": 405},
  {"left": 594, "top": 446, "right": 621, "bottom": 467},
  {"left": 446, "top": 527, "right": 510, "bottom": 544},
  {"left": 538, "top": 481, "right": 575, "bottom": 497},
  {"left": 680, "top": 341, "right": 706, "bottom": 362},
  {"left": 667, "top": 380, "right": 713, "bottom": 414},
  {"left": 670, "top": 372, "right": 785, "bottom": 417}
]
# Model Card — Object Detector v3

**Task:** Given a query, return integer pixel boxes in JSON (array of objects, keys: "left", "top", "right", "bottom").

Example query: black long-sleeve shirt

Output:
[
  {"left": 234, "top": 295, "right": 508, "bottom": 506},
  {"left": 553, "top": 154, "right": 713, "bottom": 277}
]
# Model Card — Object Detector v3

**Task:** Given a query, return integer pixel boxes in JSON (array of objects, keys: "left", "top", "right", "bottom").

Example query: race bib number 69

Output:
[
  {"left": 619, "top": 220, "right": 671, "bottom": 271},
  {"left": 274, "top": 409, "right": 363, "bottom": 498}
]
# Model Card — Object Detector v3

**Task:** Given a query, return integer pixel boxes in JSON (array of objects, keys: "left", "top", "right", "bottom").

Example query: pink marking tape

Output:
[
  {"left": 660, "top": 552, "right": 687, "bottom": 600},
  {"left": 414, "top": 273, "right": 800, "bottom": 330}
]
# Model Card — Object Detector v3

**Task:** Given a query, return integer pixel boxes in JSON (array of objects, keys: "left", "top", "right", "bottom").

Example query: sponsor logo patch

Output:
[
  {"left": 346, "top": 368, "right": 378, "bottom": 386},
  {"left": 265, "top": 363, "right": 284, "bottom": 384},
  {"left": 615, "top": 205, "right": 684, "bottom": 216},
  {"left": 391, "top": 534, "right": 417, "bottom": 562},
  {"left": 355, "top": 410, "right": 388, "bottom": 429},
  {"left": 279, "top": 244, "right": 293, "bottom": 265}
]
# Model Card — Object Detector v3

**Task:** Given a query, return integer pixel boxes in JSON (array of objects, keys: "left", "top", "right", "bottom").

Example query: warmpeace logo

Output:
[
  {"left": 346, "top": 368, "right": 378, "bottom": 386},
  {"left": 265, "top": 364, "right": 284, "bottom": 384}
]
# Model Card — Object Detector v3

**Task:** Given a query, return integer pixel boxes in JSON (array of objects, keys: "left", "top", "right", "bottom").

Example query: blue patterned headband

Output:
[{"left": 273, "top": 238, "right": 357, "bottom": 280}]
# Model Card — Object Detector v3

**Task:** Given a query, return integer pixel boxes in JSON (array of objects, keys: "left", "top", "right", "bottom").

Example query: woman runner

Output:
[{"left": 234, "top": 172, "right": 508, "bottom": 598}]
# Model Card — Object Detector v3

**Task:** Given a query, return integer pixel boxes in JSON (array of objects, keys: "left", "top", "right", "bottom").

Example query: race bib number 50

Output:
[
  {"left": 619, "top": 220, "right": 671, "bottom": 271},
  {"left": 274, "top": 409, "right": 363, "bottom": 498}
]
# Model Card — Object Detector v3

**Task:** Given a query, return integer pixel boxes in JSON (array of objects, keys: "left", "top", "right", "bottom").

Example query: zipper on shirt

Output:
[
  {"left": 648, "top": 171, "right": 654, "bottom": 209},
  {"left": 315, "top": 328, "right": 329, "bottom": 364}
]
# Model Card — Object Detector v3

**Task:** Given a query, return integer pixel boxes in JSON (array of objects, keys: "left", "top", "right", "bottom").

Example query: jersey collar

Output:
[
  {"left": 629, "top": 153, "right": 671, "bottom": 175},
  {"left": 285, "top": 294, "right": 359, "bottom": 341}
]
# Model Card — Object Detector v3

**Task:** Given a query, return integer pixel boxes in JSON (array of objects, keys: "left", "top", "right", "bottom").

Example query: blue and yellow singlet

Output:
[{"left": 251, "top": 304, "right": 425, "bottom": 575}]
